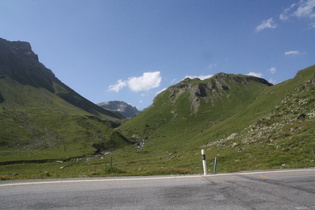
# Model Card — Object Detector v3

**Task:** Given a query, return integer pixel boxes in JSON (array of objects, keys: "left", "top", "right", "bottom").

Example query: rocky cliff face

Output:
[{"left": 0, "top": 38, "right": 56, "bottom": 92}]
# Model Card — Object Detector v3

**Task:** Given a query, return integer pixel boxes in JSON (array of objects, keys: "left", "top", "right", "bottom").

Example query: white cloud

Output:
[
  {"left": 185, "top": 74, "right": 213, "bottom": 80},
  {"left": 108, "top": 71, "right": 162, "bottom": 93},
  {"left": 128, "top": 71, "right": 162, "bottom": 92},
  {"left": 256, "top": 18, "right": 277, "bottom": 32},
  {"left": 247, "top": 72, "right": 263, "bottom": 78},
  {"left": 280, "top": 0, "right": 315, "bottom": 27},
  {"left": 293, "top": 0, "right": 315, "bottom": 18},
  {"left": 108, "top": 79, "right": 127, "bottom": 92},
  {"left": 284, "top": 50, "right": 301, "bottom": 55},
  {"left": 268, "top": 67, "right": 277, "bottom": 74}
]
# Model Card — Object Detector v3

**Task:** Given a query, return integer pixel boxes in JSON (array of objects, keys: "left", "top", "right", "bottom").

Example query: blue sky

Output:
[{"left": 1, "top": 0, "right": 314, "bottom": 110}]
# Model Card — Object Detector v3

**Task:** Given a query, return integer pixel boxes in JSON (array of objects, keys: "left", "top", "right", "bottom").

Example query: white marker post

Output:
[
  {"left": 201, "top": 149, "right": 207, "bottom": 175},
  {"left": 213, "top": 157, "right": 217, "bottom": 174}
]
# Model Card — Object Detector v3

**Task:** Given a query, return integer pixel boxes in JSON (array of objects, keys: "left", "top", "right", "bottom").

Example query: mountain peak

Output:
[
  {"left": 213, "top": 72, "right": 272, "bottom": 86},
  {"left": 0, "top": 38, "right": 56, "bottom": 91},
  {"left": 151, "top": 72, "right": 273, "bottom": 115},
  {"left": 98, "top": 101, "right": 140, "bottom": 118},
  {"left": 0, "top": 38, "right": 39, "bottom": 63}
]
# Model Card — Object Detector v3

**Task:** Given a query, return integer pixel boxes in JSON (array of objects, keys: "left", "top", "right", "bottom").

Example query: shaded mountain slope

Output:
[{"left": 0, "top": 38, "right": 123, "bottom": 119}]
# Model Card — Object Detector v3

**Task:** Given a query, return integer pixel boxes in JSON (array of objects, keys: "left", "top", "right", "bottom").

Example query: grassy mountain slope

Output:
[
  {"left": 0, "top": 38, "right": 130, "bottom": 165},
  {"left": 119, "top": 73, "right": 272, "bottom": 148},
  {"left": 1, "top": 66, "right": 314, "bottom": 179},
  {"left": 108, "top": 66, "right": 315, "bottom": 175},
  {"left": 195, "top": 65, "right": 315, "bottom": 171},
  {"left": 1, "top": 38, "right": 314, "bottom": 179}
]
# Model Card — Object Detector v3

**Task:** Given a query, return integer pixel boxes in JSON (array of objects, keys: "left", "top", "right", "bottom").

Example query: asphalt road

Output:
[{"left": 0, "top": 169, "right": 315, "bottom": 209}]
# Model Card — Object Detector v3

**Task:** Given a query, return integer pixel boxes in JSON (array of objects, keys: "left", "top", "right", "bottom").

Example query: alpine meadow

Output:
[{"left": 0, "top": 38, "right": 314, "bottom": 179}]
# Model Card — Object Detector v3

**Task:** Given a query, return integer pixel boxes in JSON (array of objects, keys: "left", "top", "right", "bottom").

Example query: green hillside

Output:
[
  {"left": 114, "top": 65, "right": 315, "bottom": 174},
  {"left": 0, "top": 38, "right": 130, "bottom": 170},
  {"left": 119, "top": 73, "right": 272, "bottom": 149},
  {"left": 196, "top": 65, "right": 315, "bottom": 171},
  {"left": 0, "top": 38, "right": 314, "bottom": 179}
]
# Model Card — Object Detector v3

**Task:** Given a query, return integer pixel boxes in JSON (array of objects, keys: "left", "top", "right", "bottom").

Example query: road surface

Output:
[{"left": 0, "top": 169, "right": 315, "bottom": 209}]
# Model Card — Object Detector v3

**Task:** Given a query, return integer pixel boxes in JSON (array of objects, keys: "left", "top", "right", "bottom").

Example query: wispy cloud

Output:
[
  {"left": 268, "top": 67, "right": 277, "bottom": 74},
  {"left": 184, "top": 74, "right": 213, "bottom": 80},
  {"left": 293, "top": 0, "right": 315, "bottom": 18},
  {"left": 247, "top": 72, "right": 263, "bottom": 78},
  {"left": 280, "top": 0, "right": 315, "bottom": 27},
  {"left": 284, "top": 50, "right": 301, "bottom": 55},
  {"left": 256, "top": 18, "right": 277, "bottom": 32},
  {"left": 280, "top": 3, "right": 297, "bottom": 21},
  {"left": 108, "top": 79, "right": 127, "bottom": 92},
  {"left": 108, "top": 71, "right": 162, "bottom": 92}
]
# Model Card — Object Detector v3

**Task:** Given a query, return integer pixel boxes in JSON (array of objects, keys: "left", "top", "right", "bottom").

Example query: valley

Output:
[{"left": 0, "top": 38, "right": 314, "bottom": 179}]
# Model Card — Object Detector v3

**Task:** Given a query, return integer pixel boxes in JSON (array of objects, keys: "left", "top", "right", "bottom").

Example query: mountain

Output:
[
  {"left": 0, "top": 38, "right": 123, "bottom": 120},
  {"left": 1, "top": 39, "right": 314, "bottom": 178},
  {"left": 120, "top": 73, "right": 273, "bottom": 142},
  {"left": 116, "top": 66, "right": 315, "bottom": 174},
  {"left": 0, "top": 38, "right": 130, "bottom": 163},
  {"left": 98, "top": 101, "right": 140, "bottom": 118}
]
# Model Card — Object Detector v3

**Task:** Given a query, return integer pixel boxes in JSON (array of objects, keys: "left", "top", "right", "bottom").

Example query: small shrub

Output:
[
  {"left": 104, "top": 166, "right": 125, "bottom": 174},
  {"left": 43, "top": 171, "right": 51, "bottom": 177}
]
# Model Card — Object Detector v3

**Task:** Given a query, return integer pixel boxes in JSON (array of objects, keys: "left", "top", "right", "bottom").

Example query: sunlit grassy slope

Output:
[
  {"left": 0, "top": 80, "right": 129, "bottom": 162},
  {"left": 119, "top": 73, "right": 272, "bottom": 149},
  {"left": 1, "top": 59, "right": 314, "bottom": 179},
  {"left": 110, "top": 66, "right": 315, "bottom": 175}
]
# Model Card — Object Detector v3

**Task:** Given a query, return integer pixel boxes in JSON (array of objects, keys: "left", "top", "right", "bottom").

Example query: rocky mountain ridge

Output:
[
  {"left": 120, "top": 72, "right": 273, "bottom": 145},
  {"left": 98, "top": 101, "right": 140, "bottom": 118},
  {"left": 165, "top": 73, "right": 272, "bottom": 113}
]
